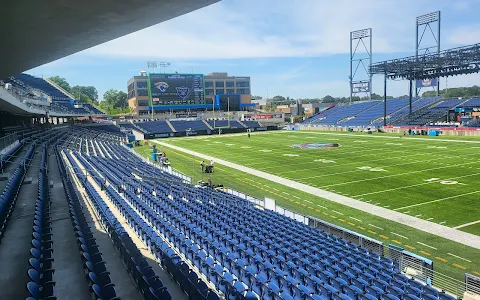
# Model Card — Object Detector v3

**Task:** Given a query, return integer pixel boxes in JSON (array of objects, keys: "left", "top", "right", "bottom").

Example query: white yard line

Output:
[
  {"left": 369, "top": 224, "right": 384, "bottom": 230},
  {"left": 304, "top": 200, "right": 314, "bottom": 204},
  {"left": 355, "top": 171, "right": 480, "bottom": 198},
  {"left": 391, "top": 232, "right": 409, "bottom": 239},
  {"left": 453, "top": 219, "right": 480, "bottom": 229},
  {"left": 349, "top": 217, "right": 363, "bottom": 223},
  {"left": 417, "top": 242, "right": 438, "bottom": 250},
  {"left": 318, "top": 161, "right": 479, "bottom": 187},
  {"left": 447, "top": 253, "right": 472, "bottom": 263},
  {"left": 153, "top": 140, "right": 480, "bottom": 250},
  {"left": 332, "top": 210, "right": 344, "bottom": 215},
  {"left": 394, "top": 190, "right": 480, "bottom": 211},
  {"left": 316, "top": 205, "right": 329, "bottom": 210},
  {"left": 426, "top": 217, "right": 434, "bottom": 221}
]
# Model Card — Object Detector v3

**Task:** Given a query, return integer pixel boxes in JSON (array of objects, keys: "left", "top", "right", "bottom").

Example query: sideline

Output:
[
  {"left": 294, "top": 131, "right": 480, "bottom": 144},
  {"left": 153, "top": 140, "right": 480, "bottom": 250}
]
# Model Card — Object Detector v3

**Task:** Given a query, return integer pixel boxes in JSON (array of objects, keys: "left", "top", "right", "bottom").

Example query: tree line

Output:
[{"left": 48, "top": 76, "right": 129, "bottom": 114}]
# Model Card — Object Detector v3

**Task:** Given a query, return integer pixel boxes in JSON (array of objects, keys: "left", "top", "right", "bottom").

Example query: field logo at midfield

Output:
[{"left": 292, "top": 142, "right": 340, "bottom": 149}]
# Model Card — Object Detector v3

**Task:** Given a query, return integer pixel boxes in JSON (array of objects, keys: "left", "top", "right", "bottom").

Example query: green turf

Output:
[{"left": 133, "top": 131, "right": 480, "bottom": 282}]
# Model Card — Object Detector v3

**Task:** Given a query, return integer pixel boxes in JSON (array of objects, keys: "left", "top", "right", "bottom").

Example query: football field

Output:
[
  {"left": 163, "top": 131, "right": 480, "bottom": 234},
  {"left": 134, "top": 130, "right": 480, "bottom": 280}
]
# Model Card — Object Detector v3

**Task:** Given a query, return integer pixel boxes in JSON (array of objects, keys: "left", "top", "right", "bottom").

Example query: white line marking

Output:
[
  {"left": 391, "top": 232, "right": 409, "bottom": 239},
  {"left": 317, "top": 205, "right": 328, "bottom": 210},
  {"left": 332, "top": 210, "right": 344, "bottom": 215},
  {"left": 415, "top": 214, "right": 422, "bottom": 217},
  {"left": 369, "top": 224, "right": 384, "bottom": 230},
  {"left": 439, "top": 221, "right": 446, "bottom": 225},
  {"left": 349, "top": 217, "right": 363, "bottom": 223},
  {"left": 283, "top": 192, "right": 290, "bottom": 195},
  {"left": 417, "top": 242, "right": 437, "bottom": 250},
  {"left": 304, "top": 200, "right": 313, "bottom": 204},
  {"left": 365, "top": 200, "right": 372, "bottom": 203},
  {"left": 153, "top": 140, "right": 480, "bottom": 250},
  {"left": 447, "top": 253, "right": 472, "bottom": 262},
  {"left": 394, "top": 190, "right": 480, "bottom": 211},
  {"left": 355, "top": 171, "right": 480, "bottom": 197},
  {"left": 272, "top": 188, "right": 279, "bottom": 191},
  {"left": 453, "top": 219, "right": 480, "bottom": 229},
  {"left": 403, "top": 211, "right": 410, "bottom": 214},
  {"left": 383, "top": 205, "right": 390, "bottom": 208},
  {"left": 292, "top": 195, "right": 301, "bottom": 199},
  {"left": 426, "top": 217, "right": 434, "bottom": 221}
]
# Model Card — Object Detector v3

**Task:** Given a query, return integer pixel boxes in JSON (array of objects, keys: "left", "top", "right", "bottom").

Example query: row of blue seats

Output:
[
  {"left": 27, "top": 144, "right": 56, "bottom": 300},
  {"left": 0, "top": 143, "right": 35, "bottom": 243},
  {"left": 55, "top": 144, "right": 121, "bottom": 300},
  {"left": 64, "top": 152, "right": 122, "bottom": 300},
  {"left": 82, "top": 153, "right": 217, "bottom": 300},
  {"left": 66, "top": 151, "right": 173, "bottom": 300},
  {"left": 92, "top": 156, "right": 260, "bottom": 300},
  {"left": 83, "top": 154, "right": 229, "bottom": 300},
  {"left": 0, "top": 141, "right": 23, "bottom": 171},
  {"left": 124, "top": 178, "right": 432, "bottom": 300},
  {"left": 61, "top": 132, "right": 456, "bottom": 300}
]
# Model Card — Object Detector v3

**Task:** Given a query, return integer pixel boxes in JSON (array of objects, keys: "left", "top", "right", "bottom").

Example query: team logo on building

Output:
[
  {"left": 176, "top": 87, "right": 191, "bottom": 100},
  {"left": 292, "top": 142, "right": 340, "bottom": 149},
  {"left": 421, "top": 79, "right": 432, "bottom": 87},
  {"left": 154, "top": 82, "right": 169, "bottom": 92}
]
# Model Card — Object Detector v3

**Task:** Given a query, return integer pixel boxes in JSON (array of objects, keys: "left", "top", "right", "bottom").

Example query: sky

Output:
[{"left": 27, "top": 0, "right": 480, "bottom": 101}]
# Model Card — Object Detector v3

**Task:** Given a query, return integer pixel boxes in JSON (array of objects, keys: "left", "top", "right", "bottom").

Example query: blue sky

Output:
[{"left": 28, "top": 0, "right": 480, "bottom": 100}]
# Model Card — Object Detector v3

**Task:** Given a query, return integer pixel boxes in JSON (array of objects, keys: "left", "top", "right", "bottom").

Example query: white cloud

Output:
[{"left": 81, "top": 0, "right": 470, "bottom": 60}]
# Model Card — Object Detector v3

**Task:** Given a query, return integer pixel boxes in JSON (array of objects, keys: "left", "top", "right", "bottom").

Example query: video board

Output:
[{"left": 148, "top": 73, "right": 205, "bottom": 106}]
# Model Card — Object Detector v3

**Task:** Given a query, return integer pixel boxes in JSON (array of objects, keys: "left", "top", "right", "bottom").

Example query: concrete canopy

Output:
[{"left": 0, "top": 0, "right": 220, "bottom": 78}]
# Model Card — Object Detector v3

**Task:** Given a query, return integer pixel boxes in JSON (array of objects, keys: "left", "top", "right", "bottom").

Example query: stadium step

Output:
[
  {"left": 166, "top": 119, "right": 177, "bottom": 132},
  {"left": 237, "top": 119, "right": 248, "bottom": 128},
  {"left": 44, "top": 77, "right": 76, "bottom": 100},
  {"left": 71, "top": 173, "right": 142, "bottom": 300},
  {"left": 49, "top": 148, "right": 91, "bottom": 300},
  {"left": 90, "top": 179, "right": 188, "bottom": 300},
  {"left": 203, "top": 119, "right": 213, "bottom": 130},
  {"left": 0, "top": 149, "right": 40, "bottom": 299}
]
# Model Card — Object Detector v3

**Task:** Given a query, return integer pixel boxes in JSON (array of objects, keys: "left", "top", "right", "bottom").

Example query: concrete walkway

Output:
[{"left": 153, "top": 140, "right": 480, "bottom": 250}]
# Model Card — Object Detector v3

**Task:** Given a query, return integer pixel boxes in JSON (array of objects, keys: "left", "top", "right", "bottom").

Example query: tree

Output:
[
  {"left": 116, "top": 91, "right": 128, "bottom": 108},
  {"left": 48, "top": 76, "right": 71, "bottom": 92},
  {"left": 271, "top": 95, "right": 286, "bottom": 102},
  {"left": 83, "top": 86, "right": 98, "bottom": 101},
  {"left": 103, "top": 89, "right": 128, "bottom": 109},
  {"left": 322, "top": 95, "right": 335, "bottom": 103}
]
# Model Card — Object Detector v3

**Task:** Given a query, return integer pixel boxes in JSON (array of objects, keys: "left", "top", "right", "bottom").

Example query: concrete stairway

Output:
[
  {"left": 203, "top": 120, "right": 213, "bottom": 130},
  {"left": 166, "top": 120, "right": 177, "bottom": 132}
]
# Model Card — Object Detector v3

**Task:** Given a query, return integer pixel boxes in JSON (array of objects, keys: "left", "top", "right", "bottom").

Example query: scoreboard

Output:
[{"left": 148, "top": 73, "right": 205, "bottom": 106}]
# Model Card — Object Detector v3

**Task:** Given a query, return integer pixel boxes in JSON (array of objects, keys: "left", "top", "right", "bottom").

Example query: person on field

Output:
[
  {"left": 200, "top": 160, "right": 205, "bottom": 173},
  {"left": 248, "top": 133, "right": 251, "bottom": 139}
]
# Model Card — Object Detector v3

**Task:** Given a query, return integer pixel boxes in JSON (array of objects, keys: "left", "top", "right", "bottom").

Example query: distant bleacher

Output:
[{"left": 135, "top": 121, "right": 173, "bottom": 134}]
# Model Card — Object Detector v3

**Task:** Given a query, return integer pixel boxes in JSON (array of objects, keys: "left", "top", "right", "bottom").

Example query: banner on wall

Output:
[{"left": 416, "top": 78, "right": 438, "bottom": 88}]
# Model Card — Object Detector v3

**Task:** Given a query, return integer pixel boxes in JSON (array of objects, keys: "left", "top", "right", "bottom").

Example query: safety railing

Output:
[{"left": 0, "top": 133, "right": 19, "bottom": 153}]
